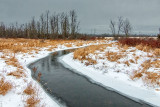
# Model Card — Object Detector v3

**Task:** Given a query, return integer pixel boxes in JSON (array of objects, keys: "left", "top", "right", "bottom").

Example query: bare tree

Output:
[
  {"left": 60, "top": 13, "right": 70, "bottom": 39},
  {"left": 0, "top": 22, "right": 6, "bottom": 37},
  {"left": 40, "top": 13, "right": 46, "bottom": 38},
  {"left": 50, "top": 13, "right": 59, "bottom": 38},
  {"left": 70, "top": 10, "right": 79, "bottom": 39},
  {"left": 46, "top": 10, "right": 50, "bottom": 35},
  {"left": 0, "top": 10, "right": 81, "bottom": 39},
  {"left": 109, "top": 20, "right": 116, "bottom": 40},
  {"left": 50, "top": 15, "right": 55, "bottom": 38},
  {"left": 109, "top": 17, "right": 132, "bottom": 39},
  {"left": 36, "top": 21, "right": 41, "bottom": 38},
  {"left": 30, "top": 17, "right": 37, "bottom": 38},
  {"left": 55, "top": 14, "right": 59, "bottom": 38},
  {"left": 24, "top": 23, "right": 30, "bottom": 38},
  {"left": 117, "top": 17, "right": 124, "bottom": 35},
  {"left": 123, "top": 18, "right": 132, "bottom": 37}
]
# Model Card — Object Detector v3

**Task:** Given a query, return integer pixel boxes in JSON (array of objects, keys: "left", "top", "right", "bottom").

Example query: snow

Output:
[
  {"left": 0, "top": 39, "right": 108, "bottom": 107},
  {"left": 1, "top": 38, "right": 159, "bottom": 107},
  {"left": 0, "top": 49, "right": 62, "bottom": 107},
  {"left": 60, "top": 46, "right": 160, "bottom": 107}
]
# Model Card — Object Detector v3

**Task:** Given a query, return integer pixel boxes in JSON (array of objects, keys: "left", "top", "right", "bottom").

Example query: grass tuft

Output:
[
  {"left": 0, "top": 78, "right": 13, "bottom": 96},
  {"left": 25, "top": 95, "right": 40, "bottom": 107},
  {"left": 23, "top": 83, "right": 35, "bottom": 95}
]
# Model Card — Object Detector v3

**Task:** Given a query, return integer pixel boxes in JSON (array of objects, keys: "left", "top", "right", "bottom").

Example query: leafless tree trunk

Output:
[
  {"left": 46, "top": 10, "right": 49, "bottom": 36},
  {"left": 40, "top": 13, "right": 45, "bottom": 38},
  {"left": 0, "top": 10, "right": 81, "bottom": 39},
  {"left": 60, "top": 13, "right": 70, "bottom": 39},
  {"left": 70, "top": 10, "right": 79, "bottom": 39},
  {"left": 0, "top": 23, "right": 6, "bottom": 37},
  {"left": 50, "top": 14, "right": 59, "bottom": 39},
  {"left": 117, "top": 17, "right": 124, "bottom": 35},
  {"left": 30, "top": 17, "right": 37, "bottom": 38},
  {"left": 36, "top": 21, "right": 41, "bottom": 38},
  {"left": 55, "top": 14, "right": 59, "bottom": 38},
  {"left": 123, "top": 18, "right": 132, "bottom": 37},
  {"left": 109, "top": 20, "right": 117, "bottom": 40}
]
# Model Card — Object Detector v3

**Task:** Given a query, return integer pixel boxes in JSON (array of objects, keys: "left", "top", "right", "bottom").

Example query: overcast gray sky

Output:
[{"left": 0, "top": 0, "right": 160, "bottom": 34}]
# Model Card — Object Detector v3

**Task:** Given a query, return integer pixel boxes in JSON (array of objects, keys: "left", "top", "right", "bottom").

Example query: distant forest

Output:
[
  {"left": 0, "top": 10, "right": 158, "bottom": 40},
  {"left": 0, "top": 10, "right": 85, "bottom": 39}
]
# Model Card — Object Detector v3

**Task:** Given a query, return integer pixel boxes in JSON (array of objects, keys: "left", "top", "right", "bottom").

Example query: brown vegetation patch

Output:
[
  {"left": 131, "top": 59, "right": 160, "bottom": 87},
  {"left": 131, "top": 70, "right": 143, "bottom": 80},
  {"left": 105, "top": 51, "right": 124, "bottom": 62},
  {"left": 119, "top": 38, "right": 160, "bottom": 55},
  {"left": 150, "top": 60, "right": 160, "bottom": 68},
  {"left": 143, "top": 72, "right": 160, "bottom": 86},
  {"left": 129, "top": 59, "right": 135, "bottom": 63},
  {"left": 23, "top": 83, "right": 35, "bottom": 95},
  {"left": 65, "top": 43, "right": 73, "bottom": 47},
  {"left": 7, "top": 69, "right": 26, "bottom": 78},
  {"left": 25, "top": 95, "right": 40, "bottom": 107},
  {"left": 124, "top": 61, "right": 130, "bottom": 66},
  {"left": 0, "top": 78, "right": 13, "bottom": 96},
  {"left": 73, "top": 44, "right": 108, "bottom": 65},
  {"left": 154, "top": 48, "right": 160, "bottom": 56}
]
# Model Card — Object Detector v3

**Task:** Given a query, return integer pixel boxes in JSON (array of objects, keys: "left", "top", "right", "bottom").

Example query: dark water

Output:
[{"left": 28, "top": 50, "right": 152, "bottom": 107}]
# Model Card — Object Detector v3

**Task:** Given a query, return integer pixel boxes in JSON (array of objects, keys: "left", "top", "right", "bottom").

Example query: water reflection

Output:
[{"left": 28, "top": 50, "right": 152, "bottom": 107}]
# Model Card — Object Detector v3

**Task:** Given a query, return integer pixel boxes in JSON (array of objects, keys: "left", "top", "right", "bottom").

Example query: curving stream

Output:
[{"left": 28, "top": 49, "right": 152, "bottom": 107}]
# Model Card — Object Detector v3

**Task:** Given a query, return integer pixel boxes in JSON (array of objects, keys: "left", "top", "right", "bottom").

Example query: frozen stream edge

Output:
[
  {"left": 26, "top": 46, "right": 89, "bottom": 107},
  {"left": 59, "top": 53, "right": 159, "bottom": 107}
]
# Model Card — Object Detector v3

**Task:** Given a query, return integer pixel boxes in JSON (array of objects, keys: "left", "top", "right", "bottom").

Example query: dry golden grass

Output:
[
  {"left": 130, "top": 70, "right": 143, "bottom": 80},
  {"left": 150, "top": 60, "right": 160, "bottom": 68},
  {"left": 5, "top": 56, "right": 24, "bottom": 69},
  {"left": 73, "top": 44, "right": 109, "bottom": 65},
  {"left": 75, "top": 42, "right": 84, "bottom": 47},
  {"left": 5, "top": 55, "right": 26, "bottom": 78},
  {"left": 0, "top": 38, "right": 108, "bottom": 69},
  {"left": 143, "top": 72, "right": 160, "bottom": 86},
  {"left": 154, "top": 48, "right": 160, "bottom": 56},
  {"left": 129, "top": 59, "right": 135, "bottom": 63},
  {"left": 124, "top": 61, "right": 130, "bottom": 66},
  {"left": 134, "top": 56, "right": 140, "bottom": 63},
  {"left": 105, "top": 51, "right": 125, "bottom": 62},
  {"left": 0, "top": 38, "right": 109, "bottom": 54},
  {"left": 0, "top": 38, "right": 111, "bottom": 106},
  {"left": 0, "top": 78, "right": 13, "bottom": 96},
  {"left": 7, "top": 69, "right": 26, "bottom": 78},
  {"left": 25, "top": 95, "right": 40, "bottom": 107},
  {"left": 65, "top": 43, "right": 73, "bottom": 47},
  {"left": 1, "top": 54, "right": 6, "bottom": 59},
  {"left": 119, "top": 40, "right": 160, "bottom": 57},
  {"left": 23, "top": 83, "right": 40, "bottom": 107},
  {"left": 73, "top": 47, "right": 97, "bottom": 66},
  {"left": 134, "top": 44, "right": 160, "bottom": 56},
  {"left": 141, "top": 60, "right": 151, "bottom": 73},
  {"left": 73, "top": 38, "right": 160, "bottom": 87},
  {"left": 23, "top": 83, "right": 35, "bottom": 95},
  {"left": 73, "top": 42, "right": 125, "bottom": 65},
  {"left": 131, "top": 59, "right": 160, "bottom": 87}
]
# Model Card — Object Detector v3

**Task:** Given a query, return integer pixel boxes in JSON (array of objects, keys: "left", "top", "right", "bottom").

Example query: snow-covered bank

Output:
[
  {"left": 0, "top": 48, "right": 63, "bottom": 107},
  {"left": 0, "top": 38, "right": 110, "bottom": 107},
  {"left": 0, "top": 47, "right": 80, "bottom": 107},
  {"left": 61, "top": 53, "right": 160, "bottom": 106}
]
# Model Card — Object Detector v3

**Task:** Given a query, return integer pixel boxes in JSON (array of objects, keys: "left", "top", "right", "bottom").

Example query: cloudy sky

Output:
[{"left": 0, "top": 0, "right": 160, "bottom": 34}]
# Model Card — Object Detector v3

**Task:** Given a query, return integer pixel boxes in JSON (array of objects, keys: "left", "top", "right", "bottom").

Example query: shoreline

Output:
[{"left": 60, "top": 53, "right": 159, "bottom": 107}]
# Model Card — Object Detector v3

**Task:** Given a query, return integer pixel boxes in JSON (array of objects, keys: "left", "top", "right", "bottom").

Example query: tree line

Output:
[
  {"left": 0, "top": 10, "right": 134, "bottom": 40},
  {"left": 109, "top": 17, "right": 132, "bottom": 40},
  {"left": 0, "top": 10, "right": 80, "bottom": 39}
]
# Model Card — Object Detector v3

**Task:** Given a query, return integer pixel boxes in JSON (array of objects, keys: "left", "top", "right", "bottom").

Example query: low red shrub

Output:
[{"left": 119, "top": 38, "right": 160, "bottom": 48}]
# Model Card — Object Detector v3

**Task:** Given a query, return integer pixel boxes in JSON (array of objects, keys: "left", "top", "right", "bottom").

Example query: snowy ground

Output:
[
  {"left": 61, "top": 41, "right": 160, "bottom": 107},
  {"left": 0, "top": 39, "right": 108, "bottom": 107}
]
